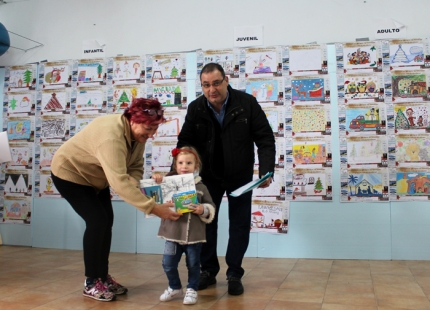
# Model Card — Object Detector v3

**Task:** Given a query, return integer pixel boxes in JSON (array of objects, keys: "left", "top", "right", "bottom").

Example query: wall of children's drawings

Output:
[{"left": 1, "top": 39, "right": 430, "bottom": 243}]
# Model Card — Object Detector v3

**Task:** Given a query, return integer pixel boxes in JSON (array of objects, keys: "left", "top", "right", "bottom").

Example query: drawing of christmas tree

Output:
[
  {"left": 314, "top": 177, "right": 323, "bottom": 192},
  {"left": 9, "top": 97, "right": 17, "bottom": 110},
  {"left": 45, "top": 93, "right": 63, "bottom": 110},
  {"left": 171, "top": 66, "right": 178, "bottom": 78},
  {"left": 118, "top": 91, "right": 130, "bottom": 108},
  {"left": 97, "top": 64, "right": 103, "bottom": 78},
  {"left": 392, "top": 45, "right": 409, "bottom": 63},
  {"left": 374, "top": 139, "right": 383, "bottom": 155},
  {"left": 23, "top": 69, "right": 32, "bottom": 87},
  {"left": 350, "top": 144, "right": 357, "bottom": 158},
  {"left": 395, "top": 109, "right": 409, "bottom": 129}
]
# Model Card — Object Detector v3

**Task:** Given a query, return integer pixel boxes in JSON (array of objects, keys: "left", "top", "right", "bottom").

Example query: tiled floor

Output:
[{"left": 1, "top": 246, "right": 430, "bottom": 309}]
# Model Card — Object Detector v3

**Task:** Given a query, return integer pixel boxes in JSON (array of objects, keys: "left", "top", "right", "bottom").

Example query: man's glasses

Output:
[
  {"left": 142, "top": 109, "right": 164, "bottom": 117},
  {"left": 201, "top": 77, "right": 225, "bottom": 89}
]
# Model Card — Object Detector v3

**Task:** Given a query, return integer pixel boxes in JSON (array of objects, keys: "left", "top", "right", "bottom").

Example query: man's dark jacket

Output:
[{"left": 177, "top": 85, "right": 275, "bottom": 188}]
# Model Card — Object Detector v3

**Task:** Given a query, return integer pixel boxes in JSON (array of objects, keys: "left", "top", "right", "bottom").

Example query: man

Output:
[{"left": 177, "top": 63, "right": 275, "bottom": 295}]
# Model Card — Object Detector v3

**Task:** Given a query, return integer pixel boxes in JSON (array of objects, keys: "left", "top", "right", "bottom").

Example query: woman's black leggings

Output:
[{"left": 51, "top": 173, "right": 114, "bottom": 280}]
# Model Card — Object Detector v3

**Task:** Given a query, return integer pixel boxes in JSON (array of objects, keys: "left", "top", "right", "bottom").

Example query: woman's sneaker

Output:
[
  {"left": 160, "top": 287, "right": 183, "bottom": 301},
  {"left": 183, "top": 288, "right": 198, "bottom": 305},
  {"left": 105, "top": 274, "right": 128, "bottom": 295},
  {"left": 83, "top": 279, "right": 116, "bottom": 301}
]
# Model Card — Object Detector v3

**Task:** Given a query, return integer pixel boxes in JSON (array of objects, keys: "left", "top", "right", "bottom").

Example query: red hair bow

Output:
[{"left": 172, "top": 148, "right": 181, "bottom": 157}]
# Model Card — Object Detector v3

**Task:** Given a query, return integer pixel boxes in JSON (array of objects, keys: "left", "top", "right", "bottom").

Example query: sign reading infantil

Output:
[
  {"left": 234, "top": 25, "right": 263, "bottom": 48},
  {"left": 82, "top": 40, "right": 106, "bottom": 58}
]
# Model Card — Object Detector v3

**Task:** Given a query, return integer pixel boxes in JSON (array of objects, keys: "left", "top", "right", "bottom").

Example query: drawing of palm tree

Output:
[{"left": 348, "top": 174, "right": 358, "bottom": 195}]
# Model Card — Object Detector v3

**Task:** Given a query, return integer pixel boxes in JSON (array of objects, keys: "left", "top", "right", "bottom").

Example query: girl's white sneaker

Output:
[
  {"left": 183, "top": 288, "right": 198, "bottom": 305},
  {"left": 160, "top": 287, "right": 183, "bottom": 301}
]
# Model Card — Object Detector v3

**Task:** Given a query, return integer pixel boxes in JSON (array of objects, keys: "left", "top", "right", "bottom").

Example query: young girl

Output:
[{"left": 152, "top": 146, "right": 216, "bottom": 305}]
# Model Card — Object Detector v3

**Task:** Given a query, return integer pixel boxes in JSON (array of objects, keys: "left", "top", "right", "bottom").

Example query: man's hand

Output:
[
  {"left": 150, "top": 203, "right": 181, "bottom": 220},
  {"left": 258, "top": 176, "right": 272, "bottom": 189}
]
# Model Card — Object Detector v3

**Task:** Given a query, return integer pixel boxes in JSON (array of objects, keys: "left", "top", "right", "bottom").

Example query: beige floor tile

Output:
[
  {"left": 322, "top": 304, "right": 377, "bottom": 310},
  {"left": 0, "top": 300, "right": 35, "bottom": 310},
  {"left": 266, "top": 300, "right": 322, "bottom": 309},
  {"left": 325, "top": 280, "right": 374, "bottom": 295},
  {"left": 272, "top": 288, "right": 325, "bottom": 303},
  {"left": 323, "top": 292, "right": 377, "bottom": 307},
  {"left": 209, "top": 296, "right": 271, "bottom": 310},
  {"left": 0, "top": 289, "right": 66, "bottom": 307},
  {"left": 377, "top": 295, "right": 430, "bottom": 309},
  {"left": 371, "top": 274, "right": 417, "bottom": 285},
  {"left": 374, "top": 282, "right": 426, "bottom": 298}
]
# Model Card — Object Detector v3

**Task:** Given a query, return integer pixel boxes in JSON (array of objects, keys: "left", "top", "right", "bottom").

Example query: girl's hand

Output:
[
  {"left": 152, "top": 173, "right": 163, "bottom": 184},
  {"left": 188, "top": 203, "right": 203, "bottom": 215}
]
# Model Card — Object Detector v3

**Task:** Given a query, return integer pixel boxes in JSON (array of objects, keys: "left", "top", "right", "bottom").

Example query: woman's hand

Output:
[
  {"left": 187, "top": 203, "right": 203, "bottom": 215},
  {"left": 150, "top": 202, "right": 181, "bottom": 220},
  {"left": 152, "top": 173, "right": 163, "bottom": 184}
]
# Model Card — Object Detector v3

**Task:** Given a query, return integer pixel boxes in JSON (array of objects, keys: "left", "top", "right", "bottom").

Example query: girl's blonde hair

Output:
[{"left": 171, "top": 146, "right": 202, "bottom": 173}]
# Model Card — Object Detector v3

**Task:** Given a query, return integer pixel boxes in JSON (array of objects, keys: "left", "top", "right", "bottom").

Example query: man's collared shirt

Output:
[{"left": 206, "top": 92, "right": 229, "bottom": 126}]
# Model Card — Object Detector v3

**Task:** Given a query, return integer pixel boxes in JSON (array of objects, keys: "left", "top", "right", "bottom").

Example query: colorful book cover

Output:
[
  {"left": 172, "top": 190, "right": 197, "bottom": 214},
  {"left": 141, "top": 184, "right": 163, "bottom": 204}
]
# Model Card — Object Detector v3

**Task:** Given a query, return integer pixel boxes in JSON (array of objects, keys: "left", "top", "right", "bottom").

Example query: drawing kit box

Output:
[{"left": 172, "top": 190, "right": 197, "bottom": 214}]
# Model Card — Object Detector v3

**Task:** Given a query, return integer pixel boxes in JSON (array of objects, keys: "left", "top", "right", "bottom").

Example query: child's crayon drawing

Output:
[
  {"left": 390, "top": 43, "right": 424, "bottom": 67},
  {"left": 394, "top": 105, "right": 428, "bottom": 130},
  {"left": 344, "top": 45, "right": 377, "bottom": 70},
  {"left": 7, "top": 119, "right": 31, "bottom": 140},
  {"left": 113, "top": 59, "right": 140, "bottom": 80},
  {"left": 152, "top": 84, "right": 184, "bottom": 107},
  {"left": 77, "top": 89, "right": 103, "bottom": 110},
  {"left": 292, "top": 172, "right": 326, "bottom": 196},
  {"left": 392, "top": 72, "right": 426, "bottom": 99},
  {"left": 396, "top": 135, "right": 430, "bottom": 163},
  {"left": 347, "top": 107, "right": 381, "bottom": 132},
  {"left": 344, "top": 75, "right": 380, "bottom": 101},
  {"left": 4, "top": 198, "right": 30, "bottom": 220},
  {"left": 246, "top": 79, "right": 278, "bottom": 102},
  {"left": 397, "top": 171, "right": 430, "bottom": 196},
  {"left": 42, "top": 91, "right": 66, "bottom": 111},
  {"left": 291, "top": 77, "right": 324, "bottom": 101},
  {"left": 8, "top": 93, "right": 32, "bottom": 113},
  {"left": 347, "top": 173, "right": 384, "bottom": 198},
  {"left": 293, "top": 142, "right": 326, "bottom": 165},
  {"left": 5, "top": 172, "right": 29, "bottom": 194},
  {"left": 292, "top": 107, "right": 326, "bottom": 133},
  {"left": 245, "top": 51, "right": 277, "bottom": 75},
  {"left": 44, "top": 65, "right": 69, "bottom": 85},
  {"left": 347, "top": 138, "right": 384, "bottom": 164}
]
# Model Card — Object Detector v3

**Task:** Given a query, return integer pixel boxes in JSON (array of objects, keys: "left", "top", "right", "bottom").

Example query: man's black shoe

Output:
[
  {"left": 227, "top": 276, "right": 244, "bottom": 295},
  {"left": 198, "top": 271, "right": 216, "bottom": 290}
]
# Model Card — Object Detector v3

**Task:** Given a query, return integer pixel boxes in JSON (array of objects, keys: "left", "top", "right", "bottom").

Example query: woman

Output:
[{"left": 51, "top": 98, "right": 180, "bottom": 302}]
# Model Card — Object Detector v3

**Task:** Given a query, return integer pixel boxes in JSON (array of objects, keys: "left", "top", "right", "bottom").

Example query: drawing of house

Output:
[
  {"left": 293, "top": 174, "right": 308, "bottom": 195},
  {"left": 408, "top": 81, "right": 426, "bottom": 95},
  {"left": 406, "top": 174, "right": 430, "bottom": 194},
  {"left": 354, "top": 179, "right": 373, "bottom": 195}
]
